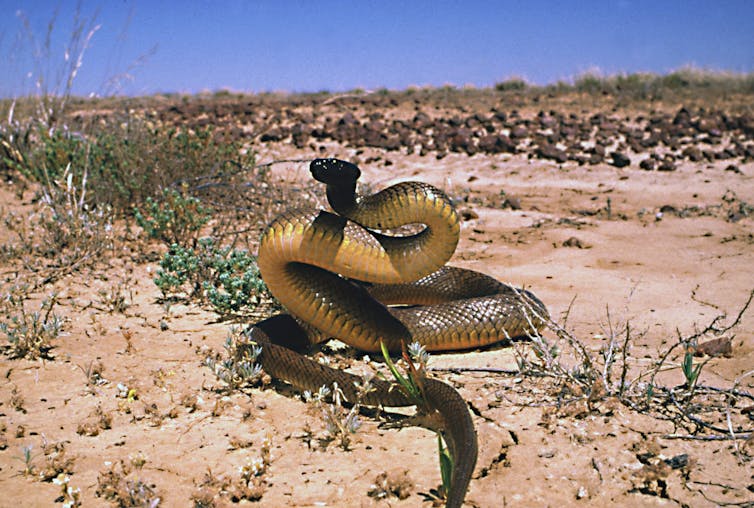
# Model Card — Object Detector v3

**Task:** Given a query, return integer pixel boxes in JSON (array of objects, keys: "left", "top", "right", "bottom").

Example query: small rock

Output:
[
  {"left": 664, "top": 454, "right": 689, "bottom": 470},
  {"left": 478, "top": 134, "right": 516, "bottom": 153},
  {"left": 682, "top": 146, "right": 703, "bottom": 161},
  {"left": 510, "top": 125, "right": 528, "bottom": 139},
  {"left": 563, "top": 236, "right": 589, "bottom": 249},
  {"left": 576, "top": 486, "right": 588, "bottom": 499},
  {"left": 659, "top": 204, "right": 677, "bottom": 214},
  {"left": 505, "top": 195, "right": 522, "bottom": 210},
  {"left": 658, "top": 159, "right": 676, "bottom": 171},
  {"left": 536, "top": 143, "right": 568, "bottom": 163},
  {"left": 610, "top": 151, "right": 631, "bottom": 168},
  {"left": 639, "top": 158, "right": 657, "bottom": 171},
  {"left": 694, "top": 337, "right": 733, "bottom": 358},
  {"left": 460, "top": 208, "right": 479, "bottom": 220},
  {"left": 588, "top": 152, "right": 604, "bottom": 165}
]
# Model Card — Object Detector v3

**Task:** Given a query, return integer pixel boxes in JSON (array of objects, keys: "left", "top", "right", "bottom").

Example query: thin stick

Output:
[
  {"left": 429, "top": 367, "right": 520, "bottom": 375},
  {"left": 661, "top": 433, "right": 751, "bottom": 441}
]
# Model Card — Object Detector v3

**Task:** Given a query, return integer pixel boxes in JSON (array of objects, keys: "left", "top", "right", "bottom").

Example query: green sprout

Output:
[
  {"left": 681, "top": 347, "right": 704, "bottom": 391},
  {"left": 380, "top": 340, "right": 453, "bottom": 499}
]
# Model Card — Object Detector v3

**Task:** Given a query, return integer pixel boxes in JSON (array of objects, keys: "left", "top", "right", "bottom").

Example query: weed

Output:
[
  {"left": 680, "top": 346, "right": 704, "bottom": 391},
  {"left": 96, "top": 276, "right": 133, "bottom": 314},
  {"left": 53, "top": 474, "right": 82, "bottom": 508},
  {"left": 0, "top": 421, "right": 7, "bottom": 450},
  {"left": 191, "top": 469, "right": 229, "bottom": 508},
  {"left": 76, "top": 359, "right": 107, "bottom": 387},
  {"left": 9, "top": 385, "right": 26, "bottom": 412},
  {"left": 96, "top": 458, "right": 161, "bottom": 508},
  {"left": 38, "top": 439, "right": 76, "bottom": 482},
  {"left": 134, "top": 186, "right": 212, "bottom": 247},
  {"left": 8, "top": 6, "right": 100, "bottom": 129},
  {"left": 232, "top": 434, "right": 272, "bottom": 502},
  {"left": 205, "top": 327, "right": 263, "bottom": 391},
  {"left": 0, "top": 294, "right": 64, "bottom": 359},
  {"left": 190, "top": 436, "right": 272, "bottom": 505},
  {"left": 155, "top": 238, "right": 275, "bottom": 317},
  {"left": 17, "top": 444, "right": 37, "bottom": 475},
  {"left": 509, "top": 289, "right": 754, "bottom": 442},
  {"left": 121, "top": 329, "right": 136, "bottom": 354},
  {"left": 302, "top": 381, "right": 368, "bottom": 451},
  {"left": 76, "top": 404, "right": 113, "bottom": 436},
  {"left": 1, "top": 161, "right": 115, "bottom": 286},
  {"left": 367, "top": 470, "right": 414, "bottom": 501}
]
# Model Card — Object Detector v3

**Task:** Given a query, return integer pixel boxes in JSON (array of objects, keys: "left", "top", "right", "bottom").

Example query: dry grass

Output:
[{"left": 505, "top": 289, "right": 754, "bottom": 446}]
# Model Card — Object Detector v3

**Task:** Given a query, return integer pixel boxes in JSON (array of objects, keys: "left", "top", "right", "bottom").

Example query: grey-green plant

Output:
[
  {"left": 17, "top": 444, "right": 37, "bottom": 476},
  {"left": 154, "top": 238, "right": 271, "bottom": 316},
  {"left": 0, "top": 295, "right": 64, "bottom": 359},
  {"left": 302, "top": 381, "right": 368, "bottom": 451},
  {"left": 134, "top": 186, "right": 212, "bottom": 247},
  {"left": 205, "top": 327, "right": 263, "bottom": 391}
]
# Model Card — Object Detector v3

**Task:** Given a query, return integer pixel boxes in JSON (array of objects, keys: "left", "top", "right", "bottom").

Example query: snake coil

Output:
[{"left": 250, "top": 158, "right": 548, "bottom": 507}]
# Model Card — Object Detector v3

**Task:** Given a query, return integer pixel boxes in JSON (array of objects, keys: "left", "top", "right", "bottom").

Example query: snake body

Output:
[{"left": 251, "top": 158, "right": 548, "bottom": 507}]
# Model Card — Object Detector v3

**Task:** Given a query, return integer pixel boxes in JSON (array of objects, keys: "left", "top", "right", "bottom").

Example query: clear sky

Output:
[{"left": 1, "top": 0, "right": 753, "bottom": 97}]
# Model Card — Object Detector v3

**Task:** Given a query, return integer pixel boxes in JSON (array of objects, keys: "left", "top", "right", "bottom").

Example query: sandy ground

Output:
[{"left": 1, "top": 124, "right": 753, "bottom": 507}]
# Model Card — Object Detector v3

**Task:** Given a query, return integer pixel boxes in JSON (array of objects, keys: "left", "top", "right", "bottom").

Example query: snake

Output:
[{"left": 248, "top": 158, "right": 548, "bottom": 507}]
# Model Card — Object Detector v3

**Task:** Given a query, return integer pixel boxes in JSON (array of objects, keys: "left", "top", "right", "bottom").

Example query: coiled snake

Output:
[{"left": 248, "top": 158, "right": 548, "bottom": 507}]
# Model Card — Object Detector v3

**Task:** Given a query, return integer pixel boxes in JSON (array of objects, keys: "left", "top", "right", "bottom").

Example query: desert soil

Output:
[{"left": 1, "top": 92, "right": 753, "bottom": 507}]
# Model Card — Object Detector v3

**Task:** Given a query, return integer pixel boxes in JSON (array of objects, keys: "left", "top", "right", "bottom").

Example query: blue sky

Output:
[{"left": 1, "top": 0, "right": 753, "bottom": 97}]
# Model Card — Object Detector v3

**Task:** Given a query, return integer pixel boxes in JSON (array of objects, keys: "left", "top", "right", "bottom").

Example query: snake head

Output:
[{"left": 310, "top": 158, "right": 361, "bottom": 185}]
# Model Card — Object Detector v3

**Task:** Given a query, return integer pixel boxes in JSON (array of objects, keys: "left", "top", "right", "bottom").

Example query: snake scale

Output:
[{"left": 249, "top": 158, "right": 548, "bottom": 507}]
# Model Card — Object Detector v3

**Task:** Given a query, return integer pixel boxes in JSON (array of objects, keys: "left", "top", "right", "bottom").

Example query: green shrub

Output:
[
  {"left": 2, "top": 116, "right": 254, "bottom": 215},
  {"left": 495, "top": 77, "right": 528, "bottom": 92},
  {"left": 134, "top": 187, "right": 212, "bottom": 247},
  {"left": 201, "top": 247, "right": 268, "bottom": 315},
  {"left": 154, "top": 238, "right": 272, "bottom": 316},
  {"left": 574, "top": 72, "right": 606, "bottom": 94}
]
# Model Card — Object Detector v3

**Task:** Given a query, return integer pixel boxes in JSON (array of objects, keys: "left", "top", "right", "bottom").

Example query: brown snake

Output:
[{"left": 248, "top": 158, "right": 548, "bottom": 507}]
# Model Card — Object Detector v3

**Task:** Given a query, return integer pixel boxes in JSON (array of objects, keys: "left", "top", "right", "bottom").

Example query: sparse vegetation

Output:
[
  {"left": 508, "top": 290, "right": 754, "bottom": 442},
  {"left": 96, "top": 457, "right": 162, "bottom": 507},
  {"left": 38, "top": 439, "right": 76, "bottom": 482},
  {"left": 1, "top": 163, "right": 115, "bottom": 286},
  {"left": 302, "top": 381, "right": 368, "bottom": 451},
  {"left": 53, "top": 474, "right": 82, "bottom": 508},
  {"left": 492, "top": 66, "right": 754, "bottom": 101},
  {"left": 494, "top": 76, "right": 528, "bottom": 92},
  {"left": 0, "top": 293, "right": 65, "bottom": 359},
  {"left": 154, "top": 238, "right": 274, "bottom": 317},
  {"left": 204, "top": 326, "right": 264, "bottom": 391},
  {"left": 76, "top": 359, "right": 107, "bottom": 388},
  {"left": 233, "top": 434, "right": 272, "bottom": 501},
  {"left": 189, "top": 436, "right": 273, "bottom": 505},
  {"left": 134, "top": 186, "right": 212, "bottom": 247}
]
